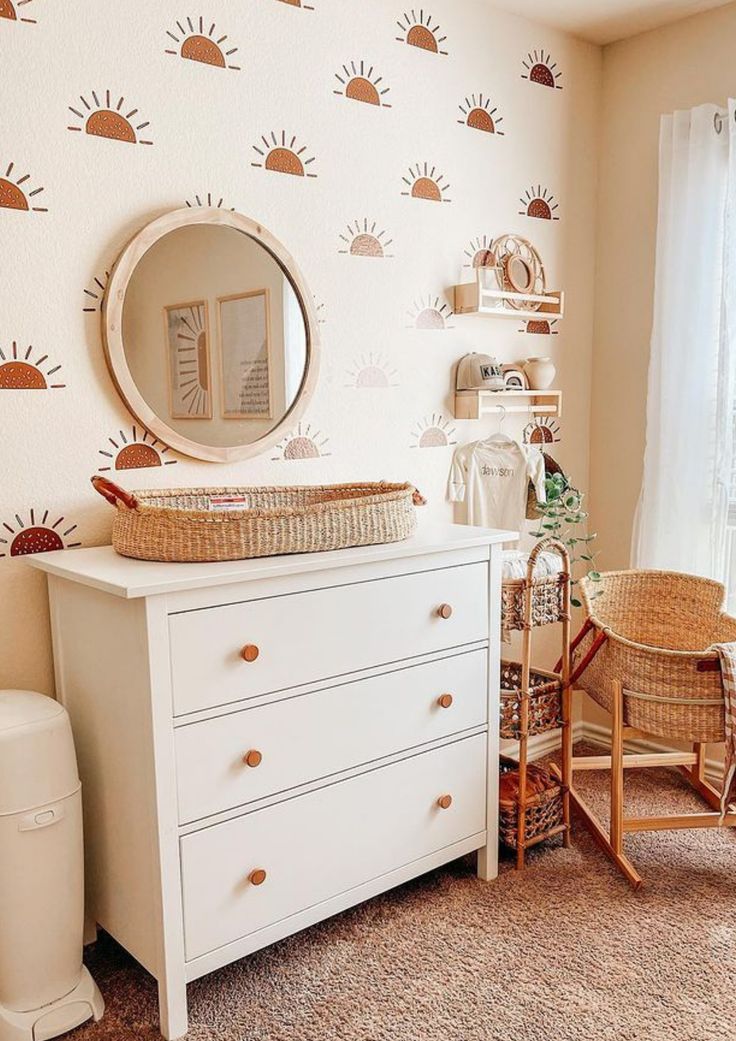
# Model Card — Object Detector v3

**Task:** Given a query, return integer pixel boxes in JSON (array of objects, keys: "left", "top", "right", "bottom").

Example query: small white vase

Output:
[{"left": 524, "top": 357, "right": 556, "bottom": 391}]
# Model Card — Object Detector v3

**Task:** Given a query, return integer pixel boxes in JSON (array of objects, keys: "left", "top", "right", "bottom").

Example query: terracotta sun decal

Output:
[
  {"left": 458, "top": 95, "right": 504, "bottom": 135},
  {"left": 185, "top": 192, "right": 233, "bottom": 209},
  {"left": 338, "top": 220, "right": 394, "bottom": 259},
  {"left": 463, "top": 235, "right": 495, "bottom": 268},
  {"left": 251, "top": 132, "right": 317, "bottom": 178},
  {"left": 0, "top": 342, "right": 64, "bottom": 390},
  {"left": 314, "top": 297, "right": 326, "bottom": 324},
  {"left": 83, "top": 271, "right": 109, "bottom": 313},
  {"left": 276, "top": 0, "right": 314, "bottom": 9},
  {"left": 396, "top": 11, "right": 447, "bottom": 55},
  {"left": 519, "top": 185, "right": 559, "bottom": 221},
  {"left": 68, "top": 91, "right": 153, "bottom": 145},
  {"left": 0, "top": 161, "right": 46, "bottom": 212},
  {"left": 522, "top": 49, "right": 562, "bottom": 89},
  {"left": 0, "top": 0, "right": 36, "bottom": 23},
  {"left": 524, "top": 417, "right": 561, "bottom": 446},
  {"left": 0, "top": 510, "right": 81, "bottom": 558},
  {"left": 334, "top": 61, "right": 391, "bottom": 108},
  {"left": 272, "top": 423, "right": 330, "bottom": 461},
  {"left": 98, "top": 426, "right": 177, "bottom": 471},
  {"left": 401, "top": 164, "right": 451, "bottom": 203},
  {"left": 165, "top": 18, "right": 240, "bottom": 70},
  {"left": 520, "top": 318, "right": 558, "bottom": 335},
  {"left": 407, "top": 295, "right": 453, "bottom": 330},
  {"left": 345, "top": 353, "right": 398, "bottom": 389},
  {"left": 411, "top": 414, "right": 457, "bottom": 449}
]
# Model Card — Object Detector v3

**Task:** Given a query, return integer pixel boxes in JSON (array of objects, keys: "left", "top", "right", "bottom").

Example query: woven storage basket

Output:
[
  {"left": 498, "top": 759, "right": 564, "bottom": 850},
  {"left": 500, "top": 661, "right": 562, "bottom": 741},
  {"left": 578, "top": 570, "right": 735, "bottom": 743},
  {"left": 92, "top": 476, "right": 423, "bottom": 563}
]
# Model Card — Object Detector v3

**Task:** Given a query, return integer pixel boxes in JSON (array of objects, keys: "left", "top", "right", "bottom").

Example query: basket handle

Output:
[{"left": 91, "top": 475, "right": 138, "bottom": 511}]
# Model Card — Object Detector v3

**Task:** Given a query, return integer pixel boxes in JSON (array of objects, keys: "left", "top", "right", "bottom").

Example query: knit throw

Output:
[{"left": 710, "top": 643, "right": 736, "bottom": 819}]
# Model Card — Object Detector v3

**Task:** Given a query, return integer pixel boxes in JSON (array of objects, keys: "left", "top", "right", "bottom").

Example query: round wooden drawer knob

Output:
[
  {"left": 248, "top": 868, "right": 267, "bottom": 886},
  {"left": 243, "top": 749, "right": 263, "bottom": 768},
  {"left": 241, "top": 644, "right": 260, "bottom": 663},
  {"left": 437, "top": 693, "right": 454, "bottom": 709},
  {"left": 437, "top": 794, "right": 453, "bottom": 810},
  {"left": 437, "top": 604, "right": 453, "bottom": 620}
]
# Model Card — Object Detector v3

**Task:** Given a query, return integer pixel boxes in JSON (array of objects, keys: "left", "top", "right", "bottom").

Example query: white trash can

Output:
[{"left": 0, "top": 691, "right": 104, "bottom": 1041}]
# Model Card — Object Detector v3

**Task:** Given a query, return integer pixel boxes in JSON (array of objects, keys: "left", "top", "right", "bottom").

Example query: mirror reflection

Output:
[{"left": 121, "top": 223, "right": 308, "bottom": 449}]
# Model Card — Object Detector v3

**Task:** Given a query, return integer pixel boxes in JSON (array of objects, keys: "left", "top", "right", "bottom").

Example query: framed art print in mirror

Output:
[
  {"left": 218, "top": 289, "right": 272, "bottom": 420},
  {"left": 164, "top": 299, "right": 212, "bottom": 419}
]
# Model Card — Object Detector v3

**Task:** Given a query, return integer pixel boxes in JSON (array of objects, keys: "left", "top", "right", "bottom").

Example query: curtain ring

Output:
[{"left": 714, "top": 112, "right": 724, "bottom": 134}]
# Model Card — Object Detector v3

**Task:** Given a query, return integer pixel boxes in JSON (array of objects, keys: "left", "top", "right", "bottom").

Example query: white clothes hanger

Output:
[{"left": 480, "top": 404, "right": 516, "bottom": 446}]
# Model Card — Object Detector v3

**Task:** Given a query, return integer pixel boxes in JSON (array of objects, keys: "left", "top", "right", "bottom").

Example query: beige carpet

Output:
[{"left": 76, "top": 749, "right": 736, "bottom": 1041}]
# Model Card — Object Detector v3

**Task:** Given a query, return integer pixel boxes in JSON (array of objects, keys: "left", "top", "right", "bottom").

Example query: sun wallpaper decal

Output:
[
  {"left": 273, "top": 424, "right": 331, "bottom": 461},
  {"left": 457, "top": 95, "right": 504, "bottom": 135},
  {"left": 519, "top": 184, "right": 560, "bottom": 220},
  {"left": 407, "top": 296, "right": 454, "bottom": 330},
  {"left": 0, "top": 161, "right": 46, "bottom": 212},
  {"left": 165, "top": 18, "right": 240, "bottom": 70},
  {"left": 334, "top": 62, "right": 392, "bottom": 107},
  {"left": 68, "top": 91, "right": 153, "bottom": 145},
  {"left": 0, "top": 0, "right": 36, "bottom": 23},
  {"left": 252, "top": 132, "right": 317, "bottom": 177},
  {"left": 396, "top": 11, "right": 448, "bottom": 55},
  {"left": 463, "top": 235, "right": 495, "bottom": 268},
  {"left": 522, "top": 49, "right": 563, "bottom": 89},
  {"left": 0, "top": 511, "right": 81, "bottom": 557},
  {"left": 411, "top": 415, "right": 457, "bottom": 449},
  {"left": 0, "top": 342, "right": 64, "bottom": 389},
  {"left": 401, "top": 164, "right": 452, "bottom": 203},
  {"left": 97, "top": 427, "right": 178, "bottom": 471},
  {"left": 0, "top": 0, "right": 600, "bottom": 693},
  {"left": 338, "top": 220, "right": 394, "bottom": 258},
  {"left": 345, "top": 354, "right": 399, "bottom": 389}
]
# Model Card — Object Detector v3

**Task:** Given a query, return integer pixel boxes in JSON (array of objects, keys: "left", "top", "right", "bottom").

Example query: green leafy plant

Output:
[{"left": 530, "top": 471, "right": 603, "bottom": 608}]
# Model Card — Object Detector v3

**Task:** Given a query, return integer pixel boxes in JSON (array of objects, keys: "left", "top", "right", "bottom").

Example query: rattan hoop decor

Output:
[
  {"left": 576, "top": 570, "right": 734, "bottom": 743},
  {"left": 92, "top": 476, "right": 425, "bottom": 563}
]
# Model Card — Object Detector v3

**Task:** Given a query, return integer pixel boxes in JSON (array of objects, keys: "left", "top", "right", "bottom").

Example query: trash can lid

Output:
[
  {"left": 0, "top": 691, "right": 79, "bottom": 815},
  {"left": 0, "top": 690, "right": 65, "bottom": 733}
]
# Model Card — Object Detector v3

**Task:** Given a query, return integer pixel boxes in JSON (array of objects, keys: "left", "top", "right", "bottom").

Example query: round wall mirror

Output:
[{"left": 103, "top": 208, "right": 320, "bottom": 462}]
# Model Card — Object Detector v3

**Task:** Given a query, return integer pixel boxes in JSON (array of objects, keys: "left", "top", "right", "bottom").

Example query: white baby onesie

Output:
[{"left": 447, "top": 436, "right": 546, "bottom": 534}]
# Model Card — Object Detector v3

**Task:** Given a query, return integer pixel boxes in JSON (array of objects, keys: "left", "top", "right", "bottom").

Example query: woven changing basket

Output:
[
  {"left": 92, "top": 476, "right": 423, "bottom": 563},
  {"left": 577, "top": 570, "right": 735, "bottom": 743}
]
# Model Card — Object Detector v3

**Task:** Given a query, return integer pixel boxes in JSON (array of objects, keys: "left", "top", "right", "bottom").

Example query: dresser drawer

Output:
[
  {"left": 169, "top": 562, "right": 488, "bottom": 716},
  {"left": 175, "top": 649, "right": 487, "bottom": 824},
  {"left": 180, "top": 732, "right": 486, "bottom": 960}
]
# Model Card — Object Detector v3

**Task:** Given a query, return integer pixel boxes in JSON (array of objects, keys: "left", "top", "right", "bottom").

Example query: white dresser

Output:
[{"left": 30, "top": 523, "right": 510, "bottom": 1039}]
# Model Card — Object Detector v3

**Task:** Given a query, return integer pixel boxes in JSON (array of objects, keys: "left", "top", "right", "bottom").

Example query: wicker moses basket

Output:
[
  {"left": 576, "top": 570, "right": 735, "bottom": 743},
  {"left": 92, "top": 476, "right": 424, "bottom": 563}
]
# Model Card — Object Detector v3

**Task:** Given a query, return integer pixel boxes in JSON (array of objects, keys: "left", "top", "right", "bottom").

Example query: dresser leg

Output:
[
  {"left": 158, "top": 977, "right": 188, "bottom": 1040},
  {"left": 476, "top": 844, "right": 498, "bottom": 881}
]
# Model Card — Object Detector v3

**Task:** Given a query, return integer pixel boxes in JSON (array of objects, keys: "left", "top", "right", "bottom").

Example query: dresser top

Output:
[{"left": 27, "top": 522, "right": 515, "bottom": 599}]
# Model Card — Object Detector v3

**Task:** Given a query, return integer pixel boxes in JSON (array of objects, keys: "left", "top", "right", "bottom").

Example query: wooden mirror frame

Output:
[{"left": 102, "top": 207, "right": 321, "bottom": 463}]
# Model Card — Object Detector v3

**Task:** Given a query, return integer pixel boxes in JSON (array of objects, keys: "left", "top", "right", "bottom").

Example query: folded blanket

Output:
[{"left": 709, "top": 642, "right": 736, "bottom": 819}]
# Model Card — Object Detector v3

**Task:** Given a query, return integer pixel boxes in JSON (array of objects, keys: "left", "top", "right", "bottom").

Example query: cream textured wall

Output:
[
  {"left": 0, "top": 0, "right": 600, "bottom": 695},
  {"left": 590, "top": 0, "right": 736, "bottom": 571}
]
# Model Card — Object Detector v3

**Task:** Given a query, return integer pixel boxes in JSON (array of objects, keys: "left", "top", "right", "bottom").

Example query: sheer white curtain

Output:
[{"left": 633, "top": 102, "right": 736, "bottom": 580}]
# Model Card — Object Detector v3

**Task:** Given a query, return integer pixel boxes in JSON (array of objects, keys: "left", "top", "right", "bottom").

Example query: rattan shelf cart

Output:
[{"left": 499, "top": 538, "right": 572, "bottom": 869}]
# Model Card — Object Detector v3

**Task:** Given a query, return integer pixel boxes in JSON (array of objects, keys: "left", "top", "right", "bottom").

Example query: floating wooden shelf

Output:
[
  {"left": 454, "top": 389, "right": 562, "bottom": 421},
  {"left": 453, "top": 270, "right": 564, "bottom": 320}
]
